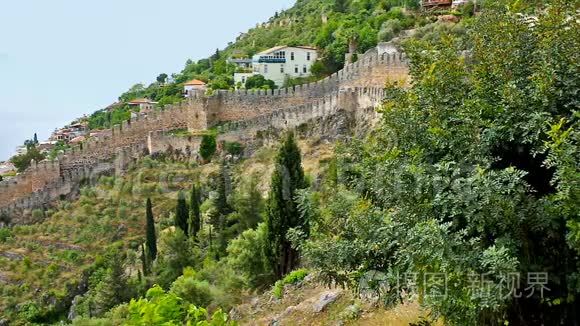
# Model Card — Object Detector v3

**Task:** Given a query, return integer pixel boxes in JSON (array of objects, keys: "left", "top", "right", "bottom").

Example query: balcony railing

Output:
[
  {"left": 422, "top": 0, "right": 452, "bottom": 6},
  {"left": 257, "top": 56, "right": 286, "bottom": 63}
]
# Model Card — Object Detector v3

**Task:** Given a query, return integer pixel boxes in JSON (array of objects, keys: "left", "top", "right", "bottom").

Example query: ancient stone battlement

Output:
[{"left": 0, "top": 42, "right": 409, "bottom": 222}]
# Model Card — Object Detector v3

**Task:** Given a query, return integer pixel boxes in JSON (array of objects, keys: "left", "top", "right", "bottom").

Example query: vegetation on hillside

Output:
[
  {"left": 1, "top": 1, "right": 577, "bottom": 325},
  {"left": 299, "top": 1, "right": 579, "bottom": 324},
  {"left": 86, "top": 0, "right": 426, "bottom": 130}
]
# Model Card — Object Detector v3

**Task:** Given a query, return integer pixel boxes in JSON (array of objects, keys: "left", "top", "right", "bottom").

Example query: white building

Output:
[
  {"left": 233, "top": 72, "right": 255, "bottom": 87},
  {"left": 250, "top": 45, "right": 318, "bottom": 87},
  {"left": 183, "top": 79, "right": 207, "bottom": 96}
]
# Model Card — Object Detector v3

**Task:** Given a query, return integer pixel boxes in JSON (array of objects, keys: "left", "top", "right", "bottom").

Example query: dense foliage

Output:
[
  {"left": 301, "top": 1, "right": 579, "bottom": 324},
  {"left": 265, "top": 132, "right": 309, "bottom": 279},
  {"left": 3, "top": 1, "right": 577, "bottom": 325}
]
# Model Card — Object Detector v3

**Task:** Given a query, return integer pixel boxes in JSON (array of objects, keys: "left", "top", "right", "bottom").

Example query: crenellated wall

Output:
[{"left": 0, "top": 42, "right": 409, "bottom": 223}]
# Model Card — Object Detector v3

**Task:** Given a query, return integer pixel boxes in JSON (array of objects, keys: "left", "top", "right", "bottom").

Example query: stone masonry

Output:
[{"left": 0, "top": 42, "right": 409, "bottom": 223}]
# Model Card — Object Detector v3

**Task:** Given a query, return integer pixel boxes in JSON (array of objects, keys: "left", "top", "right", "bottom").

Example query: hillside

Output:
[
  {"left": 86, "top": 0, "right": 426, "bottom": 129},
  {"left": 1, "top": 0, "right": 578, "bottom": 325},
  {"left": 0, "top": 138, "right": 334, "bottom": 324}
]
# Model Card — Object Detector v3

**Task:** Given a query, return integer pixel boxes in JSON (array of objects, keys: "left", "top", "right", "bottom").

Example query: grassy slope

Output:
[
  {"left": 234, "top": 274, "right": 442, "bottom": 326},
  {"left": 0, "top": 139, "right": 333, "bottom": 324}
]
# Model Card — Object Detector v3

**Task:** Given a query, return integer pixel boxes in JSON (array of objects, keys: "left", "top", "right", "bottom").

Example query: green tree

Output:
[
  {"left": 141, "top": 244, "right": 150, "bottom": 276},
  {"left": 209, "top": 162, "right": 232, "bottom": 257},
  {"left": 265, "top": 132, "right": 308, "bottom": 279},
  {"left": 190, "top": 184, "right": 202, "bottom": 238},
  {"left": 226, "top": 223, "right": 274, "bottom": 289},
  {"left": 153, "top": 229, "right": 199, "bottom": 289},
  {"left": 199, "top": 134, "right": 217, "bottom": 162},
  {"left": 156, "top": 73, "right": 168, "bottom": 84},
  {"left": 92, "top": 252, "right": 129, "bottom": 316},
  {"left": 230, "top": 175, "right": 264, "bottom": 234},
  {"left": 10, "top": 146, "right": 45, "bottom": 172},
  {"left": 145, "top": 198, "right": 157, "bottom": 261},
  {"left": 175, "top": 191, "right": 189, "bottom": 237},
  {"left": 304, "top": 2, "right": 580, "bottom": 324},
  {"left": 244, "top": 74, "right": 277, "bottom": 90}
]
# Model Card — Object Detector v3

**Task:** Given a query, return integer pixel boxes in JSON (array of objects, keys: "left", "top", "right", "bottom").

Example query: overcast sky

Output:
[{"left": 0, "top": 0, "right": 295, "bottom": 161}]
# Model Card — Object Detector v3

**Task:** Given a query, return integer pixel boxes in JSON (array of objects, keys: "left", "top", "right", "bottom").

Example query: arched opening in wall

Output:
[{"left": 491, "top": 142, "right": 555, "bottom": 197}]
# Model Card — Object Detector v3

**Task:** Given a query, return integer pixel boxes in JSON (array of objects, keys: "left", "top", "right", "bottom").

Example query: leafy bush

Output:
[
  {"left": 304, "top": 2, "right": 580, "bottom": 324},
  {"left": 170, "top": 267, "right": 213, "bottom": 307},
  {"left": 244, "top": 74, "right": 277, "bottom": 90},
  {"left": 200, "top": 134, "right": 217, "bottom": 162},
  {"left": 122, "top": 285, "right": 236, "bottom": 325},
  {"left": 224, "top": 141, "right": 243, "bottom": 156},
  {"left": 0, "top": 228, "right": 11, "bottom": 243},
  {"left": 378, "top": 19, "right": 402, "bottom": 42},
  {"left": 272, "top": 268, "right": 309, "bottom": 299},
  {"left": 226, "top": 223, "right": 273, "bottom": 289}
]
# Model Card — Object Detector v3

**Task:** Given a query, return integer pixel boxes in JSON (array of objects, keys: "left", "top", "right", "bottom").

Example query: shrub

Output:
[
  {"left": 199, "top": 134, "right": 217, "bottom": 162},
  {"left": 170, "top": 268, "right": 213, "bottom": 307},
  {"left": 226, "top": 223, "right": 273, "bottom": 289},
  {"left": 378, "top": 19, "right": 402, "bottom": 42},
  {"left": 272, "top": 268, "right": 309, "bottom": 299},
  {"left": 0, "top": 228, "right": 11, "bottom": 243},
  {"left": 224, "top": 142, "right": 243, "bottom": 156}
]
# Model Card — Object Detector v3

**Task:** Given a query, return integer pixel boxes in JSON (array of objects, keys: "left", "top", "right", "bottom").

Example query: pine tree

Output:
[
  {"left": 175, "top": 191, "right": 189, "bottom": 237},
  {"left": 190, "top": 184, "right": 201, "bottom": 238},
  {"left": 265, "top": 132, "right": 308, "bottom": 279},
  {"left": 145, "top": 198, "right": 157, "bottom": 261},
  {"left": 33, "top": 133, "right": 38, "bottom": 145}
]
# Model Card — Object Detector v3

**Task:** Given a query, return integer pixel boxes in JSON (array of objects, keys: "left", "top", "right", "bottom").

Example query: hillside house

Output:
[
  {"left": 422, "top": 0, "right": 470, "bottom": 8},
  {"left": 128, "top": 98, "right": 158, "bottom": 112},
  {"left": 183, "top": 79, "right": 207, "bottom": 96},
  {"left": 49, "top": 122, "right": 88, "bottom": 143},
  {"left": 251, "top": 45, "right": 318, "bottom": 86},
  {"left": 0, "top": 162, "right": 16, "bottom": 176},
  {"left": 422, "top": 0, "right": 452, "bottom": 8}
]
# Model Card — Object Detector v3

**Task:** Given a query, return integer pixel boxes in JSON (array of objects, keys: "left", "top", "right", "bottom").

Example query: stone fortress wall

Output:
[{"left": 0, "top": 43, "right": 409, "bottom": 222}]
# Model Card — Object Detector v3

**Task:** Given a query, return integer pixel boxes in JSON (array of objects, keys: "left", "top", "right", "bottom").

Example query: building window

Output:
[
  {"left": 295, "top": 65, "right": 299, "bottom": 73},
  {"left": 291, "top": 52, "right": 295, "bottom": 60},
  {"left": 280, "top": 65, "right": 284, "bottom": 73},
  {"left": 264, "top": 64, "right": 268, "bottom": 73},
  {"left": 303, "top": 65, "right": 307, "bottom": 73},
  {"left": 307, "top": 52, "right": 311, "bottom": 61}
]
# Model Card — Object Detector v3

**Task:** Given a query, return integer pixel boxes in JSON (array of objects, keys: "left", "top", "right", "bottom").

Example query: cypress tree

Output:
[
  {"left": 209, "top": 162, "right": 232, "bottom": 257},
  {"left": 190, "top": 184, "right": 201, "bottom": 238},
  {"left": 265, "top": 132, "right": 308, "bottom": 279},
  {"left": 175, "top": 191, "right": 189, "bottom": 237},
  {"left": 145, "top": 198, "right": 157, "bottom": 261},
  {"left": 140, "top": 244, "right": 149, "bottom": 276}
]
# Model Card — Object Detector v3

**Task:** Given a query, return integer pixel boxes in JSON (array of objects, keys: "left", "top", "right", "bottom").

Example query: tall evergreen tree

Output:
[
  {"left": 145, "top": 198, "right": 157, "bottom": 261},
  {"left": 209, "top": 162, "right": 232, "bottom": 257},
  {"left": 190, "top": 184, "right": 202, "bottom": 238},
  {"left": 265, "top": 132, "right": 308, "bottom": 279},
  {"left": 140, "top": 244, "right": 149, "bottom": 276},
  {"left": 175, "top": 191, "right": 189, "bottom": 237}
]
